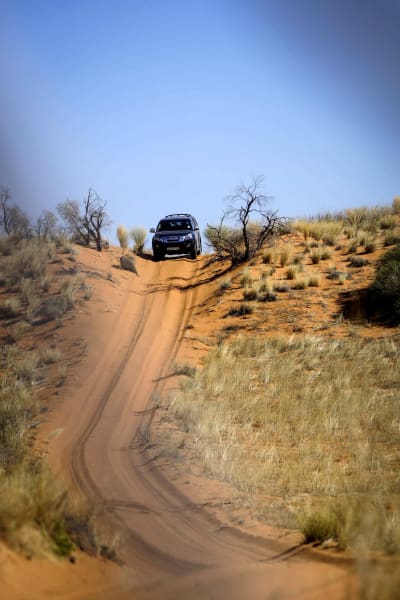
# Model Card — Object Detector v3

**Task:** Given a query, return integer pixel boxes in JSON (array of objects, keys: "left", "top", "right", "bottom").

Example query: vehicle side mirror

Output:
[{"left": 150, "top": 228, "right": 155, "bottom": 233}]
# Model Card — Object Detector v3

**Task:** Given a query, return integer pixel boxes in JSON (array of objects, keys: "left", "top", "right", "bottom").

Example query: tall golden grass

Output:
[{"left": 170, "top": 335, "right": 400, "bottom": 553}]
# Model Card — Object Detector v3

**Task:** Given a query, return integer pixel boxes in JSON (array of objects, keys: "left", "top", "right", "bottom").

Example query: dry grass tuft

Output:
[
  {"left": 116, "top": 225, "right": 129, "bottom": 250},
  {"left": 130, "top": 227, "right": 147, "bottom": 255}
]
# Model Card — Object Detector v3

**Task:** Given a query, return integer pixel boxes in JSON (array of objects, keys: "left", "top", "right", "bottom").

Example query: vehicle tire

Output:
[
  {"left": 197, "top": 240, "right": 202, "bottom": 255},
  {"left": 189, "top": 246, "right": 197, "bottom": 260},
  {"left": 153, "top": 250, "right": 164, "bottom": 262}
]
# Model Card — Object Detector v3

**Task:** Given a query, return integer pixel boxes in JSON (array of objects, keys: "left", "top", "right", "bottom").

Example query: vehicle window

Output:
[{"left": 157, "top": 220, "right": 192, "bottom": 231}]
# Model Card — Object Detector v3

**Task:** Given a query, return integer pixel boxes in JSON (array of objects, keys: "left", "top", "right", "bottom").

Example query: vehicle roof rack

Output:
[{"left": 164, "top": 213, "right": 192, "bottom": 218}]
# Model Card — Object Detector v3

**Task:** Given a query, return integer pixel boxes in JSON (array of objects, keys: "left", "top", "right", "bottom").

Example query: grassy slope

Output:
[
  {"left": 0, "top": 236, "right": 96, "bottom": 557},
  {"left": 164, "top": 204, "right": 400, "bottom": 553}
]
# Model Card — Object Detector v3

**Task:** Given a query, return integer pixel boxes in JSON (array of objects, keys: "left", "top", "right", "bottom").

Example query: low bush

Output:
[
  {"left": 0, "top": 297, "right": 22, "bottom": 318},
  {"left": 273, "top": 281, "right": 290, "bottom": 293},
  {"left": 227, "top": 302, "right": 255, "bottom": 316},
  {"left": 0, "top": 377, "right": 32, "bottom": 468},
  {"left": 243, "top": 287, "right": 258, "bottom": 301},
  {"left": 384, "top": 229, "right": 400, "bottom": 247},
  {"left": 348, "top": 255, "right": 369, "bottom": 267},
  {"left": 364, "top": 237, "right": 377, "bottom": 253},
  {"left": 120, "top": 255, "right": 138, "bottom": 274},
  {"left": 392, "top": 197, "right": 400, "bottom": 214},
  {"left": 258, "top": 289, "right": 277, "bottom": 302},
  {"left": 369, "top": 245, "right": 400, "bottom": 324},
  {"left": 286, "top": 265, "right": 299, "bottom": 280},
  {"left": 262, "top": 249, "right": 274, "bottom": 264}
]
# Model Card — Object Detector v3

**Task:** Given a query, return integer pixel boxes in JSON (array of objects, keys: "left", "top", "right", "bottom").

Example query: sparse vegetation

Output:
[
  {"left": 169, "top": 335, "right": 400, "bottom": 553},
  {"left": 0, "top": 230, "right": 97, "bottom": 557}
]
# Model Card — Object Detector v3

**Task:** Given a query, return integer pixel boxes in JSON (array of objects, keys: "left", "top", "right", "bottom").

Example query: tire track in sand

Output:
[{"left": 65, "top": 256, "right": 353, "bottom": 599}]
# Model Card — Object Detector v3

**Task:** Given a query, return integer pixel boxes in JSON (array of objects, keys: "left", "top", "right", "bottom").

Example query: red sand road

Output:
[{"left": 9, "top": 252, "right": 356, "bottom": 599}]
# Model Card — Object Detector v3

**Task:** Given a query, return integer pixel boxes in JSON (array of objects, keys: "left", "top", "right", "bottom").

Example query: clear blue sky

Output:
[{"left": 1, "top": 0, "right": 399, "bottom": 243}]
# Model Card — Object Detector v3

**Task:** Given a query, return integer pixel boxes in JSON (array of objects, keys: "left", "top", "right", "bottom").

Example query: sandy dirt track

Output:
[{"left": 31, "top": 253, "right": 355, "bottom": 599}]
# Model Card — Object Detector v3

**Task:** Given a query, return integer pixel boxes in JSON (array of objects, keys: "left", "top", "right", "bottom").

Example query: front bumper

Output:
[{"left": 152, "top": 240, "right": 195, "bottom": 255}]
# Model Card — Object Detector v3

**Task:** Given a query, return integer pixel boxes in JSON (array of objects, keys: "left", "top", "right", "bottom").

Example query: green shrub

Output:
[
  {"left": 369, "top": 245, "right": 400, "bottom": 324},
  {"left": 300, "top": 508, "right": 342, "bottom": 545}
]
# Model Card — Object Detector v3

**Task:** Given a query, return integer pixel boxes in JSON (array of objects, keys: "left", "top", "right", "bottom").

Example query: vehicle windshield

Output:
[{"left": 157, "top": 219, "right": 192, "bottom": 232}]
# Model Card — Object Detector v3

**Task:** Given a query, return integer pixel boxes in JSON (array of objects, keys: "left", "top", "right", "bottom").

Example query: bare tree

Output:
[
  {"left": 83, "top": 189, "right": 109, "bottom": 251},
  {"left": 8, "top": 205, "right": 32, "bottom": 237},
  {"left": 57, "top": 189, "right": 110, "bottom": 251},
  {"left": 35, "top": 209, "right": 58, "bottom": 239},
  {"left": 206, "top": 177, "right": 289, "bottom": 264},
  {"left": 0, "top": 188, "right": 32, "bottom": 237},
  {"left": 57, "top": 199, "right": 88, "bottom": 244},
  {"left": 0, "top": 188, "right": 12, "bottom": 234}
]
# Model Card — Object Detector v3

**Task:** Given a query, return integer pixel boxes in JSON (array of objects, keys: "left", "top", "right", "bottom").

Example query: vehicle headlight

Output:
[{"left": 182, "top": 233, "right": 194, "bottom": 241}]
